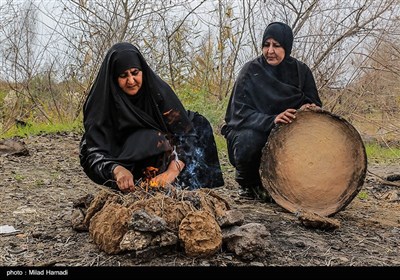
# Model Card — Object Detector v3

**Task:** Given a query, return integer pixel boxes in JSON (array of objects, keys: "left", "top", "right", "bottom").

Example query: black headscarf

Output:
[
  {"left": 223, "top": 22, "right": 322, "bottom": 136},
  {"left": 80, "top": 42, "right": 195, "bottom": 185},
  {"left": 262, "top": 22, "right": 294, "bottom": 58},
  {"left": 112, "top": 48, "right": 142, "bottom": 78}
]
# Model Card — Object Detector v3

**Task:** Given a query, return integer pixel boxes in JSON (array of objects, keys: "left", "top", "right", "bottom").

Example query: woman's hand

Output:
[
  {"left": 151, "top": 159, "right": 185, "bottom": 186},
  {"left": 113, "top": 165, "right": 135, "bottom": 193},
  {"left": 300, "top": 103, "right": 320, "bottom": 110},
  {"left": 274, "top": 108, "right": 297, "bottom": 124}
]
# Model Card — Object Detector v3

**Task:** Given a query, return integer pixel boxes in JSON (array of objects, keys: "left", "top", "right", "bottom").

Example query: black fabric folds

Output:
[
  {"left": 222, "top": 55, "right": 322, "bottom": 136},
  {"left": 222, "top": 22, "right": 322, "bottom": 190}
]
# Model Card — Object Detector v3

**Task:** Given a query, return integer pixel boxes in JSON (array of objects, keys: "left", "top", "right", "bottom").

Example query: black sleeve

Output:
[{"left": 79, "top": 136, "right": 118, "bottom": 188}]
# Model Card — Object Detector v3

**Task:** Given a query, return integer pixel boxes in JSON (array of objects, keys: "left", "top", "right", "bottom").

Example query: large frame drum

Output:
[{"left": 260, "top": 110, "right": 367, "bottom": 217}]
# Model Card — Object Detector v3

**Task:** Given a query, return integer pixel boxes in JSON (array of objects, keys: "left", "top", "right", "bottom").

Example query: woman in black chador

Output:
[
  {"left": 222, "top": 22, "right": 322, "bottom": 201},
  {"left": 80, "top": 42, "right": 224, "bottom": 192}
]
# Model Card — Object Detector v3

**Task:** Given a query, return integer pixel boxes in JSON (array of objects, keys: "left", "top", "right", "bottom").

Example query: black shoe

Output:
[
  {"left": 238, "top": 187, "right": 255, "bottom": 199},
  {"left": 251, "top": 185, "right": 274, "bottom": 203},
  {"left": 239, "top": 185, "right": 273, "bottom": 203}
]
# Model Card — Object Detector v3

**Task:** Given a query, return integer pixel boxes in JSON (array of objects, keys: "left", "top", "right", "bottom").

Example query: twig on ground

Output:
[{"left": 367, "top": 170, "right": 400, "bottom": 187}]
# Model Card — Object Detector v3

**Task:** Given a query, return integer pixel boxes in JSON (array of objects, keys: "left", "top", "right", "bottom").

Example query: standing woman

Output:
[
  {"left": 221, "top": 22, "right": 322, "bottom": 201},
  {"left": 80, "top": 42, "right": 224, "bottom": 192}
]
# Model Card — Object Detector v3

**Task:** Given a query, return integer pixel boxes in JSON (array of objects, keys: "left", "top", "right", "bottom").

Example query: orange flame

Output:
[{"left": 142, "top": 166, "right": 166, "bottom": 190}]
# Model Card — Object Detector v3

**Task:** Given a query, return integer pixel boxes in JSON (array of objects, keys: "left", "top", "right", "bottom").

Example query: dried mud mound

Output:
[{"left": 72, "top": 187, "right": 238, "bottom": 258}]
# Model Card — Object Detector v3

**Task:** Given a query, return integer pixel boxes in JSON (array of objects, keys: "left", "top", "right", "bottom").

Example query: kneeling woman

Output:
[{"left": 80, "top": 42, "right": 224, "bottom": 192}]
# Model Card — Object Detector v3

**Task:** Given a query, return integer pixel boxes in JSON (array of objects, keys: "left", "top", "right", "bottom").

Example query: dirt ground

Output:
[{"left": 0, "top": 132, "right": 399, "bottom": 268}]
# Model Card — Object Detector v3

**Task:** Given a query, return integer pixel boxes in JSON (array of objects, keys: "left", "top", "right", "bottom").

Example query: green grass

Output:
[
  {"left": 365, "top": 143, "right": 400, "bottom": 164},
  {"left": 176, "top": 87, "right": 228, "bottom": 128},
  {"left": 0, "top": 120, "right": 83, "bottom": 139},
  {"left": 357, "top": 190, "right": 369, "bottom": 200},
  {"left": 13, "top": 173, "right": 25, "bottom": 182}
]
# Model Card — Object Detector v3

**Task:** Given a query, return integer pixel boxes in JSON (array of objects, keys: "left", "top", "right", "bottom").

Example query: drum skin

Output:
[{"left": 260, "top": 110, "right": 367, "bottom": 217}]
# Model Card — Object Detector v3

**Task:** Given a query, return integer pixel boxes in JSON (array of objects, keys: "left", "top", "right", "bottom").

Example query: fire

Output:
[
  {"left": 141, "top": 166, "right": 166, "bottom": 190},
  {"left": 149, "top": 180, "right": 159, "bottom": 188}
]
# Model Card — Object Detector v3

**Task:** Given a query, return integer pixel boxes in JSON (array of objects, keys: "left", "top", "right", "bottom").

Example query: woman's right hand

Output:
[
  {"left": 113, "top": 165, "right": 135, "bottom": 192},
  {"left": 274, "top": 108, "right": 297, "bottom": 124},
  {"left": 150, "top": 159, "right": 185, "bottom": 187},
  {"left": 300, "top": 103, "right": 320, "bottom": 110}
]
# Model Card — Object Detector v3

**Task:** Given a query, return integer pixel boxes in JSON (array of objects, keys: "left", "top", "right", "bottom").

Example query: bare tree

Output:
[
  {"left": 0, "top": 1, "right": 54, "bottom": 132},
  {"left": 186, "top": 0, "right": 250, "bottom": 100},
  {"left": 154, "top": 0, "right": 206, "bottom": 89}
]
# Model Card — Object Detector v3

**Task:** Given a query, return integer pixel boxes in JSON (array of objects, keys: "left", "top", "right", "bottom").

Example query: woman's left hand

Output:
[{"left": 113, "top": 165, "right": 135, "bottom": 193}]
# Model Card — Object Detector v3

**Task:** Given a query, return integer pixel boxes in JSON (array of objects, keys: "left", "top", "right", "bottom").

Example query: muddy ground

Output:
[{"left": 0, "top": 132, "right": 399, "bottom": 269}]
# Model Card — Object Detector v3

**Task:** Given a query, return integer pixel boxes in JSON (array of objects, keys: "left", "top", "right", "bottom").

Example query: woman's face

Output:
[
  {"left": 262, "top": 38, "right": 285, "bottom": 66},
  {"left": 117, "top": 68, "right": 143, "bottom": 95}
]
